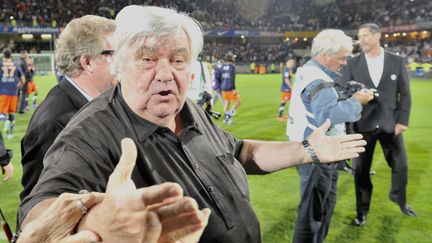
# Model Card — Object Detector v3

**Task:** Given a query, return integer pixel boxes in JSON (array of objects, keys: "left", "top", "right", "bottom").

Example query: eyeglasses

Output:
[{"left": 100, "top": 50, "right": 114, "bottom": 55}]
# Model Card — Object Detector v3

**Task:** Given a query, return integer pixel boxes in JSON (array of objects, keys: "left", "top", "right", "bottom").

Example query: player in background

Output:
[
  {"left": 277, "top": 58, "right": 296, "bottom": 121},
  {"left": 25, "top": 54, "right": 39, "bottom": 109},
  {"left": 0, "top": 48, "right": 24, "bottom": 139},
  {"left": 17, "top": 51, "right": 30, "bottom": 114},
  {"left": 219, "top": 52, "right": 240, "bottom": 124},
  {"left": 211, "top": 60, "right": 224, "bottom": 107}
]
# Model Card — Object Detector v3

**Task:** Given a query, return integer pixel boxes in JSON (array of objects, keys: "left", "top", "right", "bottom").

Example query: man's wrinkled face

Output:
[
  {"left": 119, "top": 30, "right": 192, "bottom": 123},
  {"left": 326, "top": 49, "right": 350, "bottom": 72}
]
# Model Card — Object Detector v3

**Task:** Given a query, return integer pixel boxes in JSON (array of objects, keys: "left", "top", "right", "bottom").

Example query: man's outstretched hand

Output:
[{"left": 308, "top": 120, "right": 366, "bottom": 163}]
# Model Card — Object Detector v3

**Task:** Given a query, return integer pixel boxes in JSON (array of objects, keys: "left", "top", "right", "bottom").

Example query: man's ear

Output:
[
  {"left": 376, "top": 32, "right": 382, "bottom": 40},
  {"left": 80, "top": 55, "right": 94, "bottom": 73}
]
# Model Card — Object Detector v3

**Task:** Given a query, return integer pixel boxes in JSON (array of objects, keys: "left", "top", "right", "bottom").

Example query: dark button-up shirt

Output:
[{"left": 20, "top": 84, "right": 261, "bottom": 243}]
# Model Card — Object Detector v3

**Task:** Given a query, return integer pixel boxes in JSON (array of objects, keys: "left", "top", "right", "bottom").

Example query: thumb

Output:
[
  {"left": 317, "top": 119, "right": 331, "bottom": 134},
  {"left": 107, "top": 138, "right": 137, "bottom": 190},
  {"left": 60, "top": 230, "right": 100, "bottom": 243}
]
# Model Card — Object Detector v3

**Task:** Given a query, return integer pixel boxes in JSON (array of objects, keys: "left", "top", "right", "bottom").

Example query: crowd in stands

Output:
[
  {"left": 393, "top": 39, "right": 432, "bottom": 63},
  {"left": 1, "top": 0, "right": 431, "bottom": 68},
  {"left": 203, "top": 37, "right": 432, "bottom": 66},
  {"left": 202, "top": 41, "right": 301, "bottom": 65},
  {"left": 2, "top": 0, "right": 432, "bottom": 31}
]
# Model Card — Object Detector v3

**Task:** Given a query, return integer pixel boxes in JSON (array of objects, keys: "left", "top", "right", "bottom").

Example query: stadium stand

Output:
[
  {"left": 1, "top": 0, "right": 432, "bottom": 30},
  {"left": 0, "top": 0, "right": 431, "bottom": 73}
]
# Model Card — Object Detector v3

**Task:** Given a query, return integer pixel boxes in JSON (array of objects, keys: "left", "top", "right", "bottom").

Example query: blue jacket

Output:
[{"left": 301, "top": 59, "right": 362, "bottom": 138}]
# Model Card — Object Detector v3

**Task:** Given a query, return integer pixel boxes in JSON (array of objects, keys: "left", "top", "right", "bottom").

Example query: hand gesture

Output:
[
  {"left": 79, "top": 138, "right": 210, "bottom": 243},
  {"left": 153, "top": 200, "right": 210, "bottom": 243},
  {"left": 308, "top": 120, "right": 366, "bottom": 163}
]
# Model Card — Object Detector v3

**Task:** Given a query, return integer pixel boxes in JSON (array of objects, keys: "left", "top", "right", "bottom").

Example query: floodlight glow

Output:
[
  {"left": 22, "top": 34, "right": 34, "bottom": 39},
  {"left": 41, "top": 34, "right": 52, "bottom": 39}
]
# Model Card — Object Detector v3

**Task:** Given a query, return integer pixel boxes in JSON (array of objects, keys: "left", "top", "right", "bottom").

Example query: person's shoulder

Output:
[
  {"left": 385, "top": 51, "right": 404, "bottom": 62},
  {"left": 67, "top": 88, "right": 117, "bottom": 128},
  {"left": 347, "top": 53, "right": 363, "bottom": 64},
  {"left": 28, "top": 85, "right": 73, "bottom": 124},
  {"left": 57, "top": 89, "right": 124, "bottom": 150}
]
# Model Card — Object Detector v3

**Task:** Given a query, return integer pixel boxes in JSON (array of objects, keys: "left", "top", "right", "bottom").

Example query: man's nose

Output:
[{"left": 155, "top": 60, "right": 174, "bottom": 82}]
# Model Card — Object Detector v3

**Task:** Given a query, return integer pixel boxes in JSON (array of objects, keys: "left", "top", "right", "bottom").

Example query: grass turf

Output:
[{"left": 1, "top": 73, "right": 431, "bottom": 242}]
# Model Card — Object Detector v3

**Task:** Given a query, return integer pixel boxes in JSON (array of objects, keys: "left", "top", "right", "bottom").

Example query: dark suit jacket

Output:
[
  {"left": 20, "top": 77, "right": 88, "bottom": 201},
  {"left": 340, "top": 51, "right": 411, "bottom": 133}
]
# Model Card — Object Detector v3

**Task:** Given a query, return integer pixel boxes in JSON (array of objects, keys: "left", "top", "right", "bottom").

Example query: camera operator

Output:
[{"left": 287, "top": 29, "right": 374, "bottom": 243}]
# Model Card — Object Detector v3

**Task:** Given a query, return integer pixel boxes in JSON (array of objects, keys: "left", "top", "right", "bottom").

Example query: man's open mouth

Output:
[{"left": 159, "top": 90, "right": 171, "bottom": 96}]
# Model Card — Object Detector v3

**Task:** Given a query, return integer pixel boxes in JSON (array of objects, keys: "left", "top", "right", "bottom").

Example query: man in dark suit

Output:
[
  {"left": 340, "top": 23, "right": 415, "bottom": 227},
  {"left": 20, "top": 15, "right": 116, "bottom": 201}
]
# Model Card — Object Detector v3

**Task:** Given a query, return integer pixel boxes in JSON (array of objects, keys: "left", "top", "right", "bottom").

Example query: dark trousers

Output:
[
  {"left": 293, "top": 163, "right": 338, "bottom": 243},
  {"left": 353, "top": 132, "right": 408, "bottom": 217}
]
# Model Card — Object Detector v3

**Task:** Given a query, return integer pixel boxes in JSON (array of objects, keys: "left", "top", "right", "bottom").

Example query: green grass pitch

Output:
[{"left": 1, "top": 73, "right": 431, "bottom": 242}]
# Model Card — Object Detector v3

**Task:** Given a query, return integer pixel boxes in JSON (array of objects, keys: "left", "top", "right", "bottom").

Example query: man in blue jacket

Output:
[{"left": 287, "top": 29, "right": 374, "bottom": 243}]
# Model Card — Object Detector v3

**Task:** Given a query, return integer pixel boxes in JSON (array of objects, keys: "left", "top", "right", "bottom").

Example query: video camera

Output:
[
  {"left": 335, "top": 80, "right": 379, "bottom": 101},
  {"left": 197, "top": 91, "right": 221, "bottom": 120}
]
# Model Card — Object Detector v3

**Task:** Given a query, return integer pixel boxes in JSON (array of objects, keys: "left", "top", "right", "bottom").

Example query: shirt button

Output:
[
  {"left": 208, "top": 186, "right": 215, "bottom": 192},
  {"left": 193, "top": 164, "right": 199, "bottom": 169}
]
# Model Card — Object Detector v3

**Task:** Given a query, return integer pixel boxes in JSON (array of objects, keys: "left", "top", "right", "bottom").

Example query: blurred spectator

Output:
[
  {"left": 1, "top": 0, "right": 432, "bottom": 31},
  {"left": 2, "top": 0, "right": 432, "bottom": 67}
]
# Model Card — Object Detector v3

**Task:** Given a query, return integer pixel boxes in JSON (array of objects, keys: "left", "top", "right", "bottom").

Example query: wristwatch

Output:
[{"left": 302, "top": 140, "right": 320, "bottom": 164}]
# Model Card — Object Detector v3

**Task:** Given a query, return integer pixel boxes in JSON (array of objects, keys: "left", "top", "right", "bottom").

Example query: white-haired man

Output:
[
  {"left": 287, "top": 29, "right": 374, "bottom": 243},
  {"left": 19, "top": 6, "right": 367, "bottom": 242}
]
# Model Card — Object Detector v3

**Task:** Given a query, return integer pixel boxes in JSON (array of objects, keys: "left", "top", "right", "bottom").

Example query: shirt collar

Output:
[
  {"left": 113, "top": 84, "right": 201, "bottom": 142},
  {"left": 365, "top": 47, "right": 385, "bottom": 60},
  {"left": 64, "top": 75, "right": 93, "bottom": 102},
  {"left": 308, "top": 58, "right": 341, "bottom": 80},
  {"left": 114, "top": 84, "right": 158, "bottom": 141},
  {"left": 180, "top": 99, "right": 202, "bottom": 134}
]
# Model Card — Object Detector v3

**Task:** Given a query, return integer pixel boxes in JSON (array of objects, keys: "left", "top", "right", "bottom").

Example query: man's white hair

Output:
[
  {"left": 311, "top": 29, "right": 353, "bottom": 57},
  {"left": 111, "top": 5, "right": 203, "bottom": 77}
]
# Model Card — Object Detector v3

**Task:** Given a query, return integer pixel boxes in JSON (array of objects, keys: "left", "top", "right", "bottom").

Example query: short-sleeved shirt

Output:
[
  {"left": 281, "top": 66, "right": 293, "bottom": 92},
  {"left": 0, "top": 60, "right": 23, "bottom": 96},
  {"left": 220, "top": 63, "right": 236, "bottom": 91},
  {"left": 20, "top": 84, "right": 261, "bottom": 243}
]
